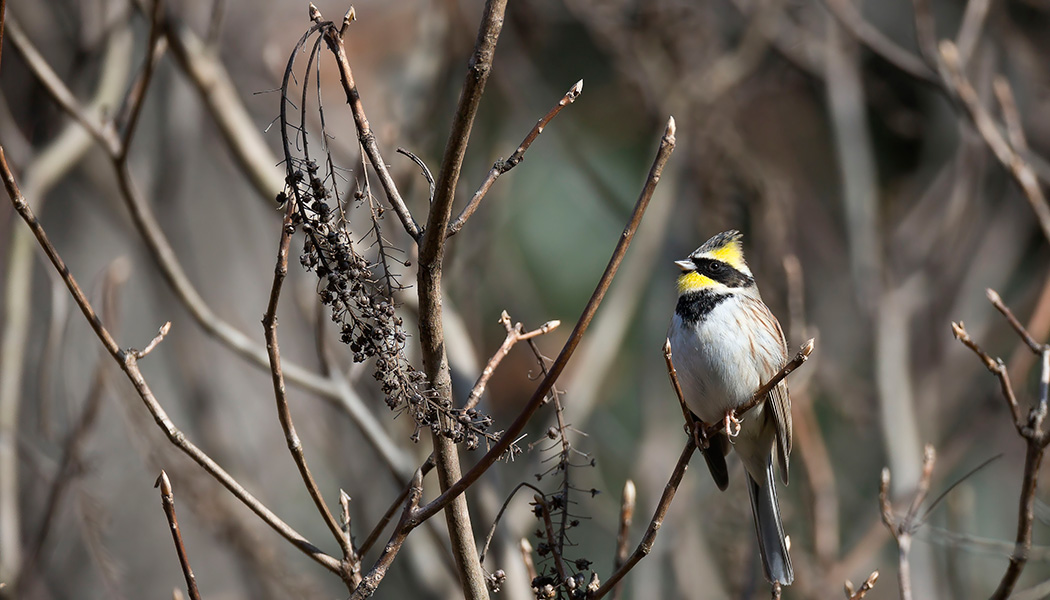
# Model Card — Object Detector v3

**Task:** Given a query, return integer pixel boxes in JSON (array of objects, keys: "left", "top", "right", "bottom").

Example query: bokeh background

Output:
[{"left": 2, "top": 0, "right": 1050, "bottom": 598}]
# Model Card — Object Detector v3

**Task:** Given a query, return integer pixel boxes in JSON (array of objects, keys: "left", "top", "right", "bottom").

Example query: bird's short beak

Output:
[{"left": 674, "top": 259, "right": 694, "bottom": 272}]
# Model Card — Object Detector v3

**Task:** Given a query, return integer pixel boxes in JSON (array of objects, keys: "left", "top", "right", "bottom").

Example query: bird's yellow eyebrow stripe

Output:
[{"left": 677, "top": 271, "right": 716, "bottom": 294}]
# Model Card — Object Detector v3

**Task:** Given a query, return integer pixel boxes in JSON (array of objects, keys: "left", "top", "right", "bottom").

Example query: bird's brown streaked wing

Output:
[{"left": 745, "top": 295, "right": 792, "bottom": 484}]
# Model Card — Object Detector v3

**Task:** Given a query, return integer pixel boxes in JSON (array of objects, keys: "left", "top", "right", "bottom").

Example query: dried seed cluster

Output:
[{"left": 280, "top": 158, "right": 503, "bottom": 450}]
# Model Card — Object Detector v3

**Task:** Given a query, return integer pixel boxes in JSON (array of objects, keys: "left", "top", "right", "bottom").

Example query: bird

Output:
[{"left": 667, "top": 229, "right": 793, "bottom": 586}]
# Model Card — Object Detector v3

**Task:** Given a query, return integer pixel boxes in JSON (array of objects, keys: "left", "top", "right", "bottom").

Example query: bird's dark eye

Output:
[{"left": 708, "top": 261, "right": 724, "bottom": 273}]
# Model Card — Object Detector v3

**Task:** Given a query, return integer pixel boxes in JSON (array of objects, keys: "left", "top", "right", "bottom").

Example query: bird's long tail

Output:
[{"left": 746, "top": 458, "right": 793, "bottom": 585}]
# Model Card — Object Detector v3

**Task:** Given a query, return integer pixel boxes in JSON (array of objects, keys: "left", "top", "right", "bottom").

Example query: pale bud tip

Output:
[
  {"left": 622, "top": 479, "right": 636, "bottom": 505},
  {"left": 938, "top": 40, "right": 958, "bottom": 62},
  {"left": 986, "top": 288, "right": 1001, "bottom": 303},
  {"left": 155, "top": 470, "right": 172, "bottom": 494},
  {"left": 665, "top": 116, "right": 676, "bottom": 137}
]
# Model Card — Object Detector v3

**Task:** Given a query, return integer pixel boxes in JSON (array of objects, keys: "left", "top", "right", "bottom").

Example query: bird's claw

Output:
[
  {"left": 692, "top": 419, "right": 710, "bottom": 451},
  {"left": 724, "top": 412, "right": 741, "bottom": 437}
]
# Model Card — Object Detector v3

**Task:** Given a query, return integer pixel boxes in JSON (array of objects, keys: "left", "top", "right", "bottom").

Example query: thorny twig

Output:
[{"left": 155, "top": 471, "right": 202, "bottom": 600}]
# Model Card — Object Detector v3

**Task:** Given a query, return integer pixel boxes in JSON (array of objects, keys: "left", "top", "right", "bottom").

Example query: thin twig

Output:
[
  {"left": 262, "top": 206, "right": 354, "bottom": 570},
  {"left": 587, "top": 436, "right": 696, "bottom": 599},
  {"left": 478, "top": 482, "right": 546, "bottom": 565},
  {"left": 349, "top": 467, "right": 424, "bottom": 600},
  {"left": 879, "top": 445, "right": 936, "bottom": 600},
  {"left": 536, "top": 496, "right": 570, "bottom": 586},
  {"left": 318, "top": 12, "right": 421, "bottom": 239},
  {"left": 448, "top": 79, "right": 584, "bottom": 236},
  {"left": 464, "top": 312, "right": 560, "bottom": 411},
  {"left": 819, "top": 0, "right": 937, "bottom": 84},
  {"left": 663, "top": 339, "right": 694, "bottom": 428},
  {"left": 993, "top": 76, "right": 1028, "bottom": 156},
  {"left": 938, "top": 41, "right": 1050, "bottom": 244},
  {"left": 118, "top": 0, "right": 164, "bottom": 158},
  {"left": 987, "top": 288, "right": 1046, "bottom": 354},
  {"left": 133, "top": 322, "right": 171, "bottom": 359},
  {"left": 15, "top": 262, "right": 127, "bottom": 595},
  {"left": 155, "top": 471, "right": 202, "bottom": 600},
  {"left": 358, "top": 456, "right": 434, "bottom": 557},
  {"left": 700, "top": 339, "right": 815, "bottom": 441},
  {"left": 955, "top": 0, "right": 991, "bottom": 66},
  {"left": 844, "top": 570, "right": 880, "bottom": 599},
  {"left": 520, "top": 538, "right": 538, "bottom": 583},
  {"left": 396, "top": 147, "right": 436, "bottom": 204},
  {"left": 952, "top": 321, "right": 1024, "bottom": 430}
]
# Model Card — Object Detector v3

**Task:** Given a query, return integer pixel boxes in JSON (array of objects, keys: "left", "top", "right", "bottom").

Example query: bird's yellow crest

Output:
[{"left": 707, "top": 239, "right": 744, "bottom": 269}]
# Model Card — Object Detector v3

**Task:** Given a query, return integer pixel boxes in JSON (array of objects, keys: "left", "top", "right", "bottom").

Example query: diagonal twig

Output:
[{"left": 448, "top": 79, "right": 584, "bottom": 236}]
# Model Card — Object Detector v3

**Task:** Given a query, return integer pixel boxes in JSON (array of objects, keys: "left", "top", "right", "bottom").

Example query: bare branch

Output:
[
  {"left": 987, "top": 288, "right": 1046, "bottom": 354},
  {"left": 0, "top": 147, "right": 342, "bottom": 575},
  {"left": 350, "top": 468, "right": 424, "bottom": 600},
  {"left": 938, "top": 41, "right": 1050, "bottom": 244},
  {"left": 155, "top": 471, "right": 203, "bottom": 600},
  {"left": 587, "top": 437, "right": 695, "bottom": 599},
  {"left": 819, "top": 0, "right": 937, "bottom": 84},
  {"left": 697, "top": 339, "right": 814, "bottom": 441},
  {"left": 465, "top": 312, "right": 560, "bottom": 411},
  {"left": 118, "top": 0, "right": 165, "bottom": 158},
  {"left": 263, "top": 206, "right": 353, "bottom": 570},
  {"left": 879, "top": 444, "right": 936, "bottom": 600},
  {"left": 952, "top": 321, "right": 1024, "bottom": 430},
  {"left": 319, "top": 16, "right": 421, "bottom": 239},
  {"left": 133, "top": 322, "right": 171, "bottom": 359}
]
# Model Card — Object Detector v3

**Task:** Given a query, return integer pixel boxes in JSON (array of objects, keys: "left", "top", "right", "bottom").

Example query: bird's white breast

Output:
[{"left": 668, "top": 299, "right": 769, "bottom": 423}]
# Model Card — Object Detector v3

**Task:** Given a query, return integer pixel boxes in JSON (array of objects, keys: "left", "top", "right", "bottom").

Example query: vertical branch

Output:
[
  {"left": 414, "top": 2, "right": 508, "bottom": 599},
  {"left": 155, "top": 471, "right": 203, "bottom": 600},
  {"left": 610, "top": 480, "right": 635, "bottom": 600}
]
